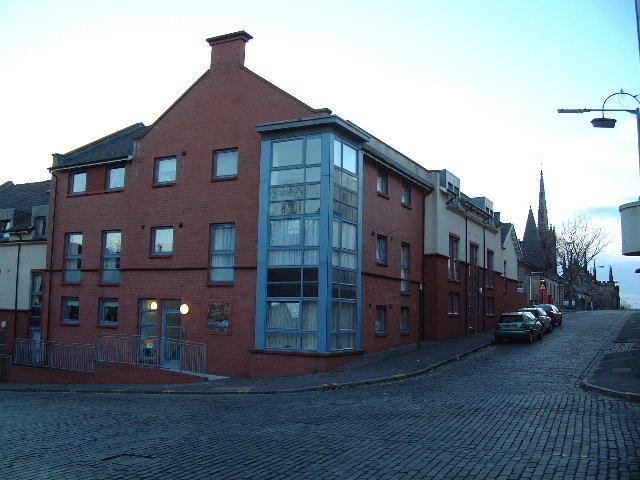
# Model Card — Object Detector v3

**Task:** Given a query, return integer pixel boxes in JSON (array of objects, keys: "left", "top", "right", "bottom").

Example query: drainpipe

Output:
[
  {"left": 45, "top": 171, "right": 59, "bottom": 342},
  {"left": 13, "top": 232, "right": 23, "bottom": 344}
]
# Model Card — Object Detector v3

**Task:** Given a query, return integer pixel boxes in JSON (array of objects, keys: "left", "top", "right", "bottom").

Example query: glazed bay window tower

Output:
[{"left": 255, "top": 116, "right": 369, "bottom": 353}]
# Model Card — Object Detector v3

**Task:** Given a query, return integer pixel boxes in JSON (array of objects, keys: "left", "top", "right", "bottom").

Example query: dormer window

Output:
[
  {"left": 34, "top": 216, "right": 47, "bottom": 239},
  {"left": 0, "top": 219, "right": 10, "bottom": 241}
]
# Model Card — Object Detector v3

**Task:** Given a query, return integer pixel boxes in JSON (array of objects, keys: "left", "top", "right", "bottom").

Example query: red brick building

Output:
[{"left": 41, "top": 31, "right": 524, "bottom": 380}]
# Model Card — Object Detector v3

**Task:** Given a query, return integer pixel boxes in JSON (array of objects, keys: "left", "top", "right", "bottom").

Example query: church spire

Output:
[{"left": 538, "top": 170, "right": 548, "bottom": 232}]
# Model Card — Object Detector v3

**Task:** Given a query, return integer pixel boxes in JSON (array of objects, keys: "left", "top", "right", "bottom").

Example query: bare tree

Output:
[{"left": 557, "top": 216, "right": 611, "bottom": 294}]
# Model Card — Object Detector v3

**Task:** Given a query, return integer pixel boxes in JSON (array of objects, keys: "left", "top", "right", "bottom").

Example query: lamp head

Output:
[{"left": 591, "top": 117, "right": 617, "bottom": 128}]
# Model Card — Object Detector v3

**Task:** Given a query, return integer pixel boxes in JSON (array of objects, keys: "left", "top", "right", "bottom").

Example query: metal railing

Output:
[
  {"left": 10, "top": 335, "right": 207, "bottom": 378},
  {"left": 0, "top": 355, "right": 10, "bottom": 381},
  {"left": 97, "top": 334, "right": 207, "bottom": 378},
  {"left": 13, "top": 338, "right": 96, "bottom": 373}
]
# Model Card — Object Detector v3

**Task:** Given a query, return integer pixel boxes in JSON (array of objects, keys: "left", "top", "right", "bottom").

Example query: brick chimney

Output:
[{"left": 206, "top": 31, "right": 253, "bottom": 69}]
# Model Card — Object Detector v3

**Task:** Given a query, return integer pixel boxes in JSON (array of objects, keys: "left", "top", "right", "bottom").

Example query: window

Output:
[
  {"left": 401, "top": 181, "right": 411, "bottom": 206},
  {"left": 99, "top": 298, "right": 119, "bottom": 325},
  {"left": 64, "top": 233, "right": 83, "bottom": 282},
  {"left": 448, "top": 235, "right": 460, "bottom": 281},
  {"left": 62, "top": 297, "right": 80, "bottom": 324},
  {"left": 504, "top": 261, "right": 508, "bottom": 291},
  {"left": 151, "top": 227, "right": 173, "bottom": 255},
  {"left": 208, "top": 302, "right": 230, "bottom": 332},
  {"left": 400, "top": 307, "right": 410, "bottom": 332},
  {"left": 401, "top": 243, "right": 410, "bottom": 292},
  {"left": 486, "top": 250, "right": 495, "bottom": 288},
  {"left": 70, "top": 172, "right": 87, "bottom": 194},
  {"left": 376, "top": 234, "right": 387, "bottom": 264},
  {"left": 34, "top": 216, "right": 46, "bottom": 238},
  {"left": 448, "top": 292, "right": 460, "bottom": 315},
  {"left": 29, "top": 272, "right": 43, "bottom": 339},
  {"left": 486, "top": 297, "right": 495, "bottom": 316},
  {"left": 154, "top": 156, "right": 177, "bottom": 185},
  {"left": 213, "top": 149, "right": 238, "bottom": 178},
  {"left": 0, "top": 219, "right": 10, "bottom": 241},
  {"left": 375, "top": 305, "right": 386, "bottom": 333},
  {"left": 377, "top": 168, "right": 388, "bottom": 195},
  {"left": 101, "top": 230, "right": 121, "bottom": 283},
  {"left": 139, "top": 299, "right": 159, "bottom": 357},
  {"left": 107, "top": 166, "right": 125, "bottom": 190},
  {"left": 210, "top": 223, "right": 236, "bottom": 282}
]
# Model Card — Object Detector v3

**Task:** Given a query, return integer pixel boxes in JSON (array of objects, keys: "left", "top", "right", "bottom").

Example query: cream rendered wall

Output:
[
  {"left": 424, "top": 185, "right": 501, "bottom": 269},
  {"left": 0, "top": 242, "right": 46, "bottom": 310},
  {"left": 500, "top": 226, "right": 520, "bottom": 280}
]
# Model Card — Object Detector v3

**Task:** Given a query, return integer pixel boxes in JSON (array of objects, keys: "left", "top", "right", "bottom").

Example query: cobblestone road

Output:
[{"left": 1, "top": 311, "right": 639, "bottom": 479}]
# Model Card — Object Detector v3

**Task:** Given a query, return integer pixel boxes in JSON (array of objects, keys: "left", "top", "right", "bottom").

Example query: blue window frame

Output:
[
  {"left": 70, "top": 172, "right": 86, "bottom": 194},
  {"left": 151, "top": 227, "right": 173, "bottom": 255},
  {"left": 401, "top": 243, "right": 410, "bottom": 292},
  {"left": 29, "top": 272, "right": 43, "bottom": 339},
  {"left": 210, "top": 223, "right": 236, "bottom": 282},
  {"left": 213, "top": 149, "right": 238, "bottom": 178},
  {"left": 99, "top": 298, "right": 119, "bottom": 325},
  {"left": 101, "top": 230, "right": 121, "bottom": 283},
  {"left": 107, "top": 166, "right": 125, "bottom": 190},
  {"left": 64, "top": 233, "right": 83, "bottom": 282},
  {"left": 62, "top": 297, "right": 80, "bottom": 324},
  {"left": 154, "top": 157, "right": 176, "bottom": 185}
]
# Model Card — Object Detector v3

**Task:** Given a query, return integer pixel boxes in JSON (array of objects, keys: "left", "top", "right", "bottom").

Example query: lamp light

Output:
[
  {"left": 149, "top": 300, "right": 158, "bottom": 310},
  {"left": 180, "top": 303, "right": 190, "bottom": 315}
]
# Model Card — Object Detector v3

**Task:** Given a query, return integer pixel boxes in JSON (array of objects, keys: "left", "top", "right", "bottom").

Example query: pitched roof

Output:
[
  {"left": 52, "top": 123, "right": 148, "bottom": 170},
  {"left": 0, "top": 180, "right": 51, "bottom": 211}
]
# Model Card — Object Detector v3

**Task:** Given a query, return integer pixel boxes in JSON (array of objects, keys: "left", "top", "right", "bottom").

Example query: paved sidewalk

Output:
[
  {"left": 1, "top": 311, "right": 638, "bottom": 399},
  {"left": 581, "top": 311, "right": 640, "bottom": 402}
]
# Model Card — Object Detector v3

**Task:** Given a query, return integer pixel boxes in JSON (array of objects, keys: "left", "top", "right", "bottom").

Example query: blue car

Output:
[{"left": 495, "top": 311, "right": 543, "bottom": 344}]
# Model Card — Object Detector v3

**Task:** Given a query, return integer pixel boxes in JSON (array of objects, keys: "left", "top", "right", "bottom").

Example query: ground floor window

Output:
[
  {"left": 207, "top": 302, "right": 230, "bottom": 333},
  {"left": 448, "top": 292, "right": 460, "bottom": 315}
]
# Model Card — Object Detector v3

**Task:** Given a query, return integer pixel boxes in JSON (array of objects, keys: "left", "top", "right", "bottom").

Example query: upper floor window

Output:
[
  {"left": 210, "top": 223, "right": 236, "bottom": 282},
  {"left": 213, "top": 149, "right": 238, "bottom": 178},
  {"left": 69, "top": 172, "right": 87, "bottom": 194},
  {"left": 107, "top": 166, "right": 126, "bottom": 190},
  {"left": 401, "top": 243, "right": 410, "bottom": 292},
  {"left": 101, "top": 230, "right": 122, "bottom": 283},
  {"left": 64, "top": 233, "right": 83, "bottom": 282},
  {"left": 376, "top": 234, "right": 387, "bottom": 264},
  {"left": 0, "top": 219, "right": 10, "bottom": 241},
  {"left": 401, "top": 181, "right": 411, "bottom": 206},
  {"left": 377, "top": 168, "right": 388, "bottom": 195},
  {"left": 154, "top": 156, "right": 177, "bottom": 185},
  {"left": 151, "top": 227, "right": 173, "bottom": 255},
  {"left": 486, "top": 250, "right": 495, "bottom": 288},
  {"left": 34, "top": 216, "right": 46, "bottom": 238},
  {"left": 448, "top": 235, "right": 460, "bottom": 281}
]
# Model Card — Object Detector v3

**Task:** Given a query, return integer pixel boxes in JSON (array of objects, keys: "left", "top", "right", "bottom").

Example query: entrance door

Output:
[{"left": 161, "top": 300, "right": 182, "bottom": 368}]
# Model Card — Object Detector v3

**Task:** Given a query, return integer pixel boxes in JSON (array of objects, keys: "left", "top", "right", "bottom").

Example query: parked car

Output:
[
  {"left": 495, "top": 311, "right": 543, "bottom": 344},
  {"left": 519, "top": 307, "right": 553, "bottom": 333},
  {"left": 534, "top": 304, "right": 563, "bottom": 327}
]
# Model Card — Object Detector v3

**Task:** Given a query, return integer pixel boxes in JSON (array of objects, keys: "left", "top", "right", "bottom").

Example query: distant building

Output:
[
  {"left": 519, "top": 171, "right": 563, "bottom": 306},
  {"left": 0, "top": 180, "right": 50, "bottom": 352}
]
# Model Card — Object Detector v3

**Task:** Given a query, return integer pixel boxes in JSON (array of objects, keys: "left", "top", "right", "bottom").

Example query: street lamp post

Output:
[
  {"left": 558, "top": 90, "right": 640, "bottom": 178},
  {"left": 558, "top": 90, "right": 640, "bottom": 258}
]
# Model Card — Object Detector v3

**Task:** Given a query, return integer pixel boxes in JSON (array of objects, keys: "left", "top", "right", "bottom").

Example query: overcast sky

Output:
[{"left": 1, "top": 0, "right": 638, "bottom": 305}]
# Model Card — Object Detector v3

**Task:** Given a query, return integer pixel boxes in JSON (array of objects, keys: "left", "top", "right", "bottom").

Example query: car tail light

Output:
[{"left": 521, "top": 323, "right": 530, "bottom": 329}]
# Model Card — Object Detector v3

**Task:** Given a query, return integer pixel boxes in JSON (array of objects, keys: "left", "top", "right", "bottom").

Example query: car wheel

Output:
[
  {"left": 539, "top": 328, "right": 544, "bottom": 340},
  {"left": 527, "top": 332, "right": 533, "bottom": 344}
]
